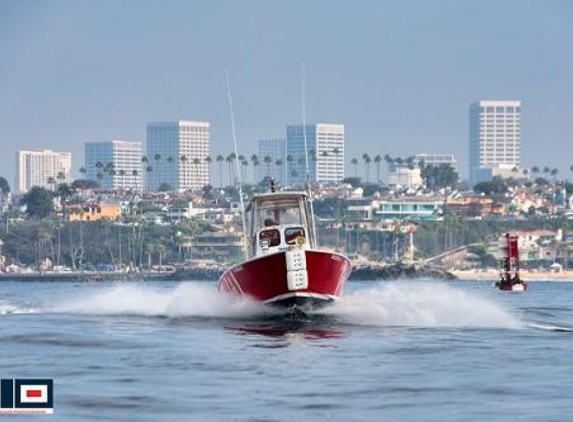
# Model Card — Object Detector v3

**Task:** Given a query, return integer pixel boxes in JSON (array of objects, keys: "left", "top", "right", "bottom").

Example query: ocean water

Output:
[{"left": 1, "top": 279, "right": 572, "bottom": 421}]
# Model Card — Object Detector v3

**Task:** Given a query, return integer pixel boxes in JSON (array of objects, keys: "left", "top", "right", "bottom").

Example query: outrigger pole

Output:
[
  {"left": 301, "top": 60, "right": 318, "bottom": 247},
  {"left": 225, "top": 68, "right": 248, "bottom": 259}
]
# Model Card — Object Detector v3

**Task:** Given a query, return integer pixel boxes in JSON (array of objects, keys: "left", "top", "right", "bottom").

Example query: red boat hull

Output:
[
  {"left": 495, "top": 281, "right": 528, "bottom": 292},
  {"left": 218, "top": 250, "right": 352, "bottom": 308}
]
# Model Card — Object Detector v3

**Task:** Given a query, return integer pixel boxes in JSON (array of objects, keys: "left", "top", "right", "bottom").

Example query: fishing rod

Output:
[
  {"left": 301, "top": 60, "right": 318, "bottom": 246},
  {"left": 225, "top": 68, "right": 248, "bottom": 259}
]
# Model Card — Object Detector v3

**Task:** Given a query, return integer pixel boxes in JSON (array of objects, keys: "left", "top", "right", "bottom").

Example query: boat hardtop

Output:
[{"left": 245, "top": 191, "right": 315, "bottom": 258}]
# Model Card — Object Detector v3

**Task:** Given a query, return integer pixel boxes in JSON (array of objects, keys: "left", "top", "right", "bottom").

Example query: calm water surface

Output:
[{"left": 1, "top": 279, "right": 572, "bottom": 421}]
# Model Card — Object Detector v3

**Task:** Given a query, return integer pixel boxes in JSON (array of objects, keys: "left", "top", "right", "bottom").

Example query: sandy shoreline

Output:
[{"left": 452, "top": 270, "right": 573, "bottom": 281}]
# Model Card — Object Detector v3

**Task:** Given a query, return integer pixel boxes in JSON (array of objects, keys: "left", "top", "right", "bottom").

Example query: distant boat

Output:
[
  {"left": 219, "top": 190, "right": 352, "bottom": 310},
  {"left": 495, "top": 232, "right": 527, "bottom": 292}
]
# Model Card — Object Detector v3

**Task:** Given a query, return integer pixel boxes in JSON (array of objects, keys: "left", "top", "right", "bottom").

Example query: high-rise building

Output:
[
  {"left": 414, "top": 153, "right": 458, "bottom": 172},
  {"left": 85, "top": 140, "right": 143, "bottom": 190},
  {"left": 286, "top": 123, "right": 344, "bottom": 184},
  {"left": 469, "top": 101, "right": 521, "bottom": 184},
  {"left": 16, "top": 149, "right": 72, "bottom": 193},
  {"left": 146, "top": 121, "right": 210, "bottom": 191},
  {"left": 257, "top": 139, "right": 286, "bottom": 183}
]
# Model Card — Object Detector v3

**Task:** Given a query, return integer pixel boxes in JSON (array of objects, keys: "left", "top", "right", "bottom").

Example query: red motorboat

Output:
[
  {"left": 495, "top": 232, "right": 527, "bottom": 292},
  {"left": 219, "top": 191, "right": 352, "bottom": 309}
]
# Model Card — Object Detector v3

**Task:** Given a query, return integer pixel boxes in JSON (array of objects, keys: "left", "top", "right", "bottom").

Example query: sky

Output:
[{"left": 1, "top": 0, "right": 572, "bottom": 185}]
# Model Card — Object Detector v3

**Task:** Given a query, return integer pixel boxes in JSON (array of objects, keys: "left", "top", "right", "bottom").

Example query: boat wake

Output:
[
  {"left": 41, "top": 281, "right": 522, "bottom": 329},
  {"left": 0, "top": 282, "right": 552, "bottom": 331},
  {"left": 49, "top": 283, "right": 271, "bottom": 319},
  {"left": 318, "top": 282, "right": 523, "bottom": 329}
]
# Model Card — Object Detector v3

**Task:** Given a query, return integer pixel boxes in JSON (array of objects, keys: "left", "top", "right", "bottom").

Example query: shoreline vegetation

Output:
[
  {"left": 0, "top": 263, "right": 455, "bottom": 282},
  {"left": 2, "top": 264, "right": 573, "bottom": 282}
]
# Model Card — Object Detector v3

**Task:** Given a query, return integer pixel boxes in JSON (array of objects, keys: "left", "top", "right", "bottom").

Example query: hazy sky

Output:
[{"left": 1, "top": 0, "right": 572, "bottom": 184}]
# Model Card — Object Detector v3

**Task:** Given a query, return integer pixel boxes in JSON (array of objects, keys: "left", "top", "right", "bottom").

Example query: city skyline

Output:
[{"left": 1, "top": 1, "right": 573, "bottom": 183}]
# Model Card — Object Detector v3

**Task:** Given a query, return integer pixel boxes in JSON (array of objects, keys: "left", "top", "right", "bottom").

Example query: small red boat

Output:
[
  {"left": 495, "top": 232, "right": 527, "bottom": 292},
  {"left": 219, "top": 191, "right": 352, "bottom": 309}
]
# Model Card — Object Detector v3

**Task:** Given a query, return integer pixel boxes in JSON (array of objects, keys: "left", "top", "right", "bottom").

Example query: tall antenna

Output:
[
  {"left": 226, "top": 68, "right": 248, "bottom": 259},
  {"left": 301, "top": 60, "right": 318, "bottom": 246}
]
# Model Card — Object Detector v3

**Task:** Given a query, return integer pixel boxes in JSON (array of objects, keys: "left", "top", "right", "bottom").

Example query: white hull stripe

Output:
[
  {"left": 227, "top": 271, "right": 244, "bottom": 294},
  {"left": 264, "top": 292, "right": 338, "bottom": 304}
]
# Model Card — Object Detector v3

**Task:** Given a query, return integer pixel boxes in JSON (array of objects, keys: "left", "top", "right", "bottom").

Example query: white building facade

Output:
[
  {"left": 257, "top": 139, "right": 286, "bottom": 183},
  {"left": 387, "top": 167, "right": 423, "bottom": 188},
  {"left": 415, "top": 153, "right": 457, "bottom": 172},
  {"left": 286, "top": 123, "right": 344, "bottom": 184},
  {"left": 469, "top": 100, "right": 521, "bottom": 185},
  {"left": 146, "top": 121, "right": 210, "bottom": 191},
  {"left": 85, "top": 140, "right": 143, "bottom": 190},
  {"left": 16, "top": 149, "right": 72, "bottom": 192}
]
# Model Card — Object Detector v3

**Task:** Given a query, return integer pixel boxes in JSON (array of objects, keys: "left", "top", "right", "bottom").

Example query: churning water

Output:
[{"left": 1, "top": 279, "right": 572, "bottom": 421}]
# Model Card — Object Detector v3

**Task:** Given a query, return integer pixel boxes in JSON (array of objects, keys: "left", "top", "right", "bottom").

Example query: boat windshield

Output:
[{"left": 255, "top": 198, "right": 303, "bottom": 229}]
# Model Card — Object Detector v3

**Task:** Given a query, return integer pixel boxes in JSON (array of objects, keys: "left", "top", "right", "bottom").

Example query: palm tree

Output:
[
  {"left": 79, "top": 167, "right": 87, "bottom": 180},
  {"left": 286, "top": 154, "right": 294, "bottom": 185},
  {"left": 226, "top": 154, "right": 236, "bottom": 186},
  {"left": 374, "top": 154, "right": 382, "bottom": 183},
  {"left": 405, "top": 156, "right": 415, "bottom": 170},
  {"left": 204, "top": 155, "right": 212, "bottom": 185},
  {"left": 275, "top": 159, "right": 283, "bottom": 182},
  {"left": 216, "top": 155, "right": 224, "bottom": 187},
  {"left": 251, "top": 154, "right": 259, "bottom": 183},
  {"left": 180, "top": 154, "right": 188, "bottom": 178},
  {"left": 47, "top": 177, "right": 56, "bottom": 191},
  {"left": 145, "top": 165, "right": 153, "bottom": 186},
  {"left": 56, "top": 171, "right": 66, "bottom": 184},
  {"left": 543, "top": 166, "right": 551, "bottom": 175},
  {"left": 119, "top": 169, "right": 126, "bottom": 189},
  {"left": 132, "top": 169, "right": 139, "bottom": 182},
  {"left": 531, "top": 166, "right": 540, "bottom": 175},
  {"left": 550, "top": 168, "right": 559, "bottom": 182},
  {"left": 192, "top": 158, "right": 201, "bottom": 188},
  {"left": 351, "top": 158, "right": 358, "bottom": 177},
  {"left": 241, "top": 159, "right": 249, "bottom": 183},
  {"left": 264, "top": 155, "right": 273, "bottom": 178},
  {"left": 362, "top": 153, "right": 371, "bottom": 182},
  {"left": 383, "top": 154, "right": 393, "bottom": 172},
  {"left": 252, "top": 159, "right": 260, "bottom": 184}
]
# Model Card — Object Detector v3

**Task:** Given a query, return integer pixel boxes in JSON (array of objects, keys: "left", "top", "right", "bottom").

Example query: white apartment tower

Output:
[
  {"left": 469, "top": 101, "right": 521, "bottom": 184},
  {"left": 286, "top": 123, "right": 345, "bottom": 184},
  {"left": 16, "top": 149, "right": 72, "bottom": 192},
  {"left": 146, "top": 121, "right": 210, "bottom": 191},
  {"left": 257, "top": 139, "right": 286, "bottom": 183},
  {"left": 85, "top": 140, "right": 143, "bottom": 190}
]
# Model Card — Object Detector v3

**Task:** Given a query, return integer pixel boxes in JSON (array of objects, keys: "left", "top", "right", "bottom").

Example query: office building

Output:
[
  {"left": 16, "top": 149, "right": 72, "bottom": 192},
  {"left": 146, "top": 121, "right": 210, "bottom": 191},
  {"left": 414, "top": 153, "right": 458, "bottom": 172},
  {"left": 85, "top": 140, "right": 143, "bottom": 190},
  {"left": 286, "top": 123, "right": 344, "bottom": 184},
  {"left": 469, "top": 100, "right": 521, "bottom": 184}
]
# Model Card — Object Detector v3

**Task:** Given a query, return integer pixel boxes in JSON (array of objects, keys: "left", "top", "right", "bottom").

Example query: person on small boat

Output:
[{"left": 264, "top": 218, "right": 277, "bottom": 227}]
